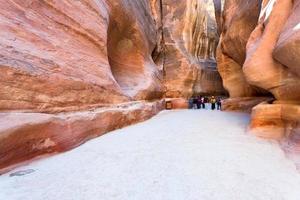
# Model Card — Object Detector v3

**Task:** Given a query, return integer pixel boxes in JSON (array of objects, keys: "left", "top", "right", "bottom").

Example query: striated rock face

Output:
[
  {"left": 244, "top": 0, "right": 300, "bottom": 101},
  {"left": 0, "top": 0, "right": 163, "bottom": 113},
  {"left": 273, "top": 0, "right": 300, "bottom": 78},
  {"left": 0, "top": 101, "right": 164, "bottom": 174},
  {"left": 244, "top": 0, "right": 300, "bottom": 148},
  {"left": 0, "top": 0, "right": 166, "bottom": 172},
  {"left": 161, "top": 0, "right": 225, "bottom": 97},
  {"left": 0, "top": 0, "right": 226, "bottom": 172},
  {"left": 216, "top": 0, "right": 264, "bottom": 97},
  {"left": 217, "top": 0, "right": 300, "bottom": 163}
]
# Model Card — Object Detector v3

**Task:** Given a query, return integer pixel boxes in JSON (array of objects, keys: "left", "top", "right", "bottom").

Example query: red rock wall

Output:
[
  {"left": 217, "top": 0, "right": 300, "bottom": 155},
  {"left": 0, "top": 0, "right": 227, "bottom": 173},
  {"left": 0, "top": 0, "right": 167, "bottom": 173},
  {"left": 161, "top": 0, "right": 225, "bottom": 97},
  {"left": 0, "top": 101, "right": 164, "bottom": 174},
  {"left": 0, "top": 0, "right": 163, "bottom": 113},
  {"left": 216, "top": 0, "right": 265, "bottom": 97}
]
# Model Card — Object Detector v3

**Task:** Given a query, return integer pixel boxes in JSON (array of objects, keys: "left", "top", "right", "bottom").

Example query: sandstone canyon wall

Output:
[
  {"left": 0, "top": 0, "right": 164, "bottom": 113},
  {"left": 0, "top": 0, "right": 226, "bottom": 173},
  {"left": 244, "top": 0, "right": 300, "bottom": 158},
  {"left": 0, "top": 0, "right": 167, "bottom": 173},
  {"left": 161, "top": 0, "right": 225, "bottom": 97},
  {"left": 216, "top": 0, "right": 300, "bottom": 166},
  {"left": 216, "top": 0, "right": 265, "bottom": 98}
]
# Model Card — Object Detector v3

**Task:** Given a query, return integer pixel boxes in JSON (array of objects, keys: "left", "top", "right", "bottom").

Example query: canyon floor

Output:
[{"left": 1, "top": 109, "right": 300, "bottom": 200}]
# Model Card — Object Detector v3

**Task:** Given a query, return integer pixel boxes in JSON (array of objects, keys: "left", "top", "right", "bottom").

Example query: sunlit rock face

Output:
[
  {"left": 244, "top": 0, "right": 300, "bottom": 101},
  {"left": 161, "top": 0, "right": 225, "bottom": 97},
  {"left": 0, "top": 0, "right": 163, "bottom": 113},
  {"left": 241, "top": 0, "right": 300, "bottom": 154},
  {"left": 217, "top": 0, "right": 300, "bottom": 150},
  {"left": 0, "top": 0, "right": 165, "bottom": 172}
]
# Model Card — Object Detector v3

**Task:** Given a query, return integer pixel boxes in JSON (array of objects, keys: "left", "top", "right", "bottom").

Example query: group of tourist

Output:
[{"left": 188, "top": 96, "right": 222, "bottom": 110}]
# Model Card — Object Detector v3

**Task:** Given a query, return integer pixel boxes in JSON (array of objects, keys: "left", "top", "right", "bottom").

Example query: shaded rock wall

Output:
[
  {"left": 161, "top": 0, "right": 225, "bottom": 97},
  {"left": 216, "top": 0, "right": 264, "bottom": 97}
]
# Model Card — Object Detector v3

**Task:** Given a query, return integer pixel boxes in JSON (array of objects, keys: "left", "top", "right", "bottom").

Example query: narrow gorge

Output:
[{"left": 0, "top": 0, "right": 300, "bottom": 178}]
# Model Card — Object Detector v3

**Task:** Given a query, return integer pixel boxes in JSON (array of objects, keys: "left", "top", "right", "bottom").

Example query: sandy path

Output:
[{"left": 1, "top": 110, "right": 300, "bottom": 200}]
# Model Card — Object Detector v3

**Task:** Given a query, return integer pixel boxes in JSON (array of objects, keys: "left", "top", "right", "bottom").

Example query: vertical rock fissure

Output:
[{"left": 159, "top": 0, "right": 167, "bottom": 77}]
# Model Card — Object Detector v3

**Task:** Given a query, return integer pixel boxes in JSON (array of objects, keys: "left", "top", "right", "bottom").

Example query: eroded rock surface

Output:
[
  {"left": 161, "top": 0, "right": 225, "bottom": 97},
  {"left": 216, "top": 0, "right": 264, "bottom": 98},
  {"left": 0, "top": 0, "right": 227, "bottom": 172},
  {"left": 0, "top": 100, "right": 164, "bottom": 174},
  {"left": 216, "top": 0, "right": 300, "bottom": 160},
  {"left": 0, "top": 0, "right": 163, "bottom": 113},
  {"left": 244, "top": 0, "right": 300, "bottom": 101},
  {"left": 0, "top": 0, "right": 166, "bottom": 172}
]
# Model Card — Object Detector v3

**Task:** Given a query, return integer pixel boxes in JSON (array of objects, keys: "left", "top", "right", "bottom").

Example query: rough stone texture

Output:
[
  {"left": 0, "top": 100, "right": 164, "bottom": 174},
  {"left": 222, "top": 97, "right": 273, "bottom": 113},
  {"left": 273, "top": 0, "right": 300, "bottom": 78},
  {"left": 217, "top": 0, "right": 300, "bottom": 162},
  {"left": 239, "top": 0, "right": 300, "bottom": 167},
  {"left": 161, "top": 0, "right": 225, "bottom": 97},
  {"left": 249, "top": 102, "right": 300, "bottom": 170},
  {"left": 249, "top": 103, "right": 300, "bottom": 140},
  {"left": 244, "top": 0, "right": 300, "bottom": 101},
  {"left": 0, "top": 0, "right": 166, "bottom": 173},
  {"left": 166, "top": 98, "right": 189, "bottom": 109},
  {"left": 216, "top": 0, "right": 264, "bottom": 97},
  {"left": 0, "top": 0, "right": 163, "bottom": 113},
  {"left": 0, "top": 0, "right": 229, "bottom": 173}
]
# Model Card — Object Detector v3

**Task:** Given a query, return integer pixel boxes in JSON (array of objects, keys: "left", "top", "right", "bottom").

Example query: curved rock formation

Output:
[
  {"left": 215, "top": 0, "right": 300, "bottom": 167},
  {"left": 244, "top": 0, "right": 300, "bottom": 101},
  {"left": 0, "top": 0, "right": 163, "bottom": 113},
  {"left": 216, "top": 0, "right": 264, "bottom": 97},
  {"left": 216, "top": 0, "right": 300, "bottom": 161},
  {"left": 0, "top": 101, "right": 164, "bottom": 174},
  {"left": 244, "top": 0, "right": 300, "bottom": 141},
  {"left": 0, "top": 0, "right": 166, "bottom": 173}
]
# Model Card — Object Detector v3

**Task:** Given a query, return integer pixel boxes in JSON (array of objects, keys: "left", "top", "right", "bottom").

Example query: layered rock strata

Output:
[
  {"left": 217, "top": 0, "right": 300, "bottom": 159},
  {"left": 244, "top": 0, "right": 300, "bottom": 138},
  {"left": 216, "top": 0, "right": 264, "bottom": 97},
  {"left": 0, "top": 0, "right": 163, "bottom": 113},
  {"left": 0, "top": 100, "right": 164, "bottom": 174},
  {"left": 161, "top": 0, "right": 225, "bottom": 97},
  {"left": 0, "top": 0, "right": 165, "bottom": 172},
  {"left": 0, "top": 0, "right": 227, "bottom": 173}
]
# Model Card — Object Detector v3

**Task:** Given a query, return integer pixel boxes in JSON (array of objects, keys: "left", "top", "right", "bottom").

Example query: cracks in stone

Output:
[{"left": 151, "top": 0, "right": 166, "bottom": 77}]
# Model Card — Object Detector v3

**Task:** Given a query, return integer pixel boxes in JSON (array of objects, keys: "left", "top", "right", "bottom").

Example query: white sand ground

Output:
[{"left": 1, "top": 110, "right": 300, "bottom": 200}]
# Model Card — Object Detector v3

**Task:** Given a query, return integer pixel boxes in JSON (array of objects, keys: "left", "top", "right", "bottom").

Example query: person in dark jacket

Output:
[
  {"left": 197, "top": 96, "right": 202, "bottom": 109},
  {"left": 188, "top": 97, "right": 193, "bottom": 109},
  {"left": 217, "top": 97, "right": 222, "bottom": 110},
  {"left": 193, "top": 97, "right": 198, "bottom": 109}
]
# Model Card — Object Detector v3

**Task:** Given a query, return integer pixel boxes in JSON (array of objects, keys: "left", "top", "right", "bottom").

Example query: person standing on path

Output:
[
  {"left": 197, "top": 96, "right": 202, "bottom": 109},
  {"left": 193, "top": 97, "right": 198, "bottom": 109},
  {"left": 211, "top": 96, "right": 216, "bottom": 110},
  {"left": 201, "top": 97, "right": 205, "bottom": 109},
  {"left": 217, "top": 97, "right": 222, "bottom": 110},
  {"left": 188, "top": 97, "right": 193, "bottom": 109}
]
